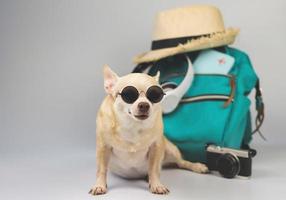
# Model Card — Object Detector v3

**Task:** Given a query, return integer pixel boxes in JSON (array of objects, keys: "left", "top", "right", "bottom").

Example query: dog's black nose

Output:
[{"left": 138, "top": 102, "right": 150, "bottom": 113}]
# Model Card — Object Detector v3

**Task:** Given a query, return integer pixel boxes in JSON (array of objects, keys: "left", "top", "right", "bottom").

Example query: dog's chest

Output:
[
  {"left": 109, "top": 148, "right": 149, "bottom": 178},
  {"left": 109, "top": 127, "right": 150, "bottom": 178}
]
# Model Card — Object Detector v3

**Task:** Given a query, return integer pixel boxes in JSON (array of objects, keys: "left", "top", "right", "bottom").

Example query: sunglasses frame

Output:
[{"left": 117, "top": 85, "right": 165, "bottom": 104}]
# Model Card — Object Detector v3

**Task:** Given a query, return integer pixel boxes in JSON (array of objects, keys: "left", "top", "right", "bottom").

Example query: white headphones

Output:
[{"left": 161, "top": 55, "right": 193, "bottom": 114}]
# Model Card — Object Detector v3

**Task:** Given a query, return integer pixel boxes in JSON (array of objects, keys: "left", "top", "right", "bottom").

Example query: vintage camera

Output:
[{"left": 206, "top": 144, "right": 256, "bottom": 178}]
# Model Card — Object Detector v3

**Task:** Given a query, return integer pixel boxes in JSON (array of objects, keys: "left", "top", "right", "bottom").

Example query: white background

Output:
[{"left": 1, "top": 0, "right": 286, "bottom": 199}]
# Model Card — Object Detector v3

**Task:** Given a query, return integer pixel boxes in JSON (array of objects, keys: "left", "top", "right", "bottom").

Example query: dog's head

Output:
[{"left": 103, "top": 65, "right": 164, "bottom": 122}]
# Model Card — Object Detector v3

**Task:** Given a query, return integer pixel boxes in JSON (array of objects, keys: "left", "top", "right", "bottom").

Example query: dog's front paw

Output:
[
  {"left": 191, "top": 163, "right": 209, "bottom": 174},
  {"left": 89, "top": 184, "right": 107, "bottom": 196},
  {"left": 149, "top": 183, "right": 169, "bottom": 195}
]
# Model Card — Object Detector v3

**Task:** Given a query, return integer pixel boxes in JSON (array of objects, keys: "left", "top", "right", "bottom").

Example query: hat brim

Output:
[{"left": 133, "top": 28, "right": 239, "bottom": 64}]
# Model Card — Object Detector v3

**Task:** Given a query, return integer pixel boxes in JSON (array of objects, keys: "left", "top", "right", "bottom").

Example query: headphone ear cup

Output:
[
  {"left": 161, "top": 55, "right": 194, "bottom": 114},
  {"left": 161, "top": 82, "right": 179, "bottom": 114}
]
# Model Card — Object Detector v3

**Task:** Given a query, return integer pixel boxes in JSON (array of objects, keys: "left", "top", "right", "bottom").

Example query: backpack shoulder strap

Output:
[
  {"left": 252, "top": 79, "right": 266, "bottom": 140},
  {"left": 225, "top": 47, "right": 265, "bottom": 139}
]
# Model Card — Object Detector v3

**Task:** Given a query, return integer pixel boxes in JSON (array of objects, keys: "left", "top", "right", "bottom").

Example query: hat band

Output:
[{"left": 151, "top": 34, "right": 211, "bottom": 50}]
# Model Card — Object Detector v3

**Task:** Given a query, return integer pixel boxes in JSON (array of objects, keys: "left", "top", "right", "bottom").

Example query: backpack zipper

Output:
[
  {"left": 194, "top": 73, "right": 233, "bottom": 78},
  {"left": 180, "top": 94, "right": 234, "bottom": 104},
  {"left": 161, "top": 73, "right": 236, "bottom": 107},
  {"left": 189, "top": 73, "right": 236, "bottom": 108},
  {"left": 195, "top": 74, "right": 236, "bottom": 107}
]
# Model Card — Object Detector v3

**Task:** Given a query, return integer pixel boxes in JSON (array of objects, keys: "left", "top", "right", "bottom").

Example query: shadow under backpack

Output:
[{"left": 132, "top": 46, "right": 264, "bottom": 163}]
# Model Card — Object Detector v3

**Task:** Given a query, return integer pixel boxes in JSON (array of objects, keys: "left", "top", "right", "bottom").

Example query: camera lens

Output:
[{"left": 217, "top": 153, "right": 240, "bottom": 178}]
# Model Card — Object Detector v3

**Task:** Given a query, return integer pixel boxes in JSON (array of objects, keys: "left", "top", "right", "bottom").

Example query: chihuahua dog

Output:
[{"left": 89, "top": 65, "right": 208, "bottom": 195}]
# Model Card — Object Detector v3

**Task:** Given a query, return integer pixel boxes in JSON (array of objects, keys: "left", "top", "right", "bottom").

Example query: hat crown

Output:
[{"left": 153, "top": 5, "right": 225, "bottom": 40}]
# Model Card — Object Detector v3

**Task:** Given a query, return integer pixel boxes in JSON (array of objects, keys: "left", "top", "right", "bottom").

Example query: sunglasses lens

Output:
[
  {"left": 120, "top": 86, "right": 139, "bottom": 104},
  {"left": 146, "top": 86, "right": 164, "bottom": 103}
]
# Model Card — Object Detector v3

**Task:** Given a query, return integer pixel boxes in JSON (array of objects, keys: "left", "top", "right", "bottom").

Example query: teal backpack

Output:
[{"left": 133, "top": 46, "right": 264, "bottom": 163}]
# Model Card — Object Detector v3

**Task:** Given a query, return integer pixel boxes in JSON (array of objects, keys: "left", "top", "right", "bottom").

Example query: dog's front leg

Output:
[
  {"left": 148, "top": 138, "right": 169, "bottom": 194},
  {"left": 89, "top": 141, "right": 111, "bottom": 196}
]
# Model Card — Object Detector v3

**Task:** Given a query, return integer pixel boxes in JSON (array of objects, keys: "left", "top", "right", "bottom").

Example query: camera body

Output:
[{"left": 206, "top": 144, "right": 255, "bottom": 178}]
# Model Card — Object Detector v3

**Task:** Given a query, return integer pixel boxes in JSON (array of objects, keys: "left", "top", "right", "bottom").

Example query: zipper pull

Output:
[{"left": 223, "top": 75, "right": 236, "bottom": 108}]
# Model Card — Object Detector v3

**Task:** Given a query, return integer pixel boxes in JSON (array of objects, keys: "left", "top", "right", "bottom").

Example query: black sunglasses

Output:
[{"left": 117, "top": 85, "right": 165, "bottom": 104}]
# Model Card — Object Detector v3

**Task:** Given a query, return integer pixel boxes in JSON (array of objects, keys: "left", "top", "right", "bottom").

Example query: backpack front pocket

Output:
[
  {"left": 162, "top": 74, "right": 235, "bottom": 162},
  {"left": 163, "top": 95, "right": 233, "bottom": 144}
]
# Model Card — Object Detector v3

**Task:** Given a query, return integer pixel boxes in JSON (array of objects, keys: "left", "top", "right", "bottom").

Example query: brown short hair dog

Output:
[{"left": 89, "top": 66, "right": 208, "bottom": 195}]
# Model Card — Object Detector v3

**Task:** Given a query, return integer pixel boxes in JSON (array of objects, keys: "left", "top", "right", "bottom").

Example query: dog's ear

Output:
[
  {"left": 103, "top": 64, "right": 119, "bottom": 94},
  {"left": 153, "top": 71, "right": 160, "bottom": 83}
]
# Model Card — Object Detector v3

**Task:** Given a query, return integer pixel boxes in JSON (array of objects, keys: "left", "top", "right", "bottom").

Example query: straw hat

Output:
[{"left": 134, "top": 5, "right": 239, "bottom": 64}]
